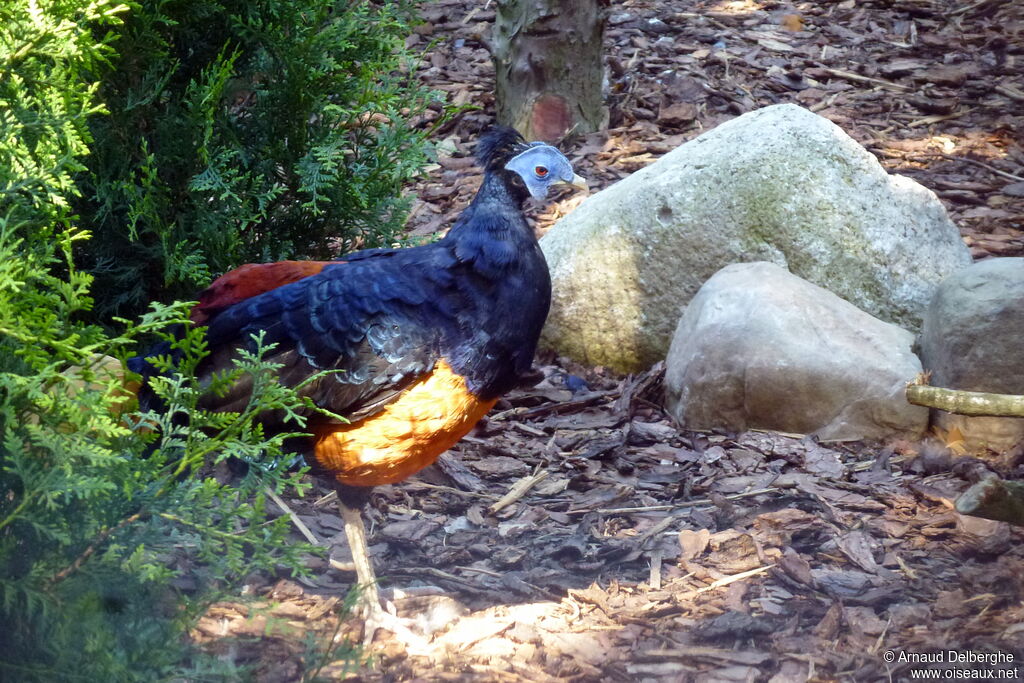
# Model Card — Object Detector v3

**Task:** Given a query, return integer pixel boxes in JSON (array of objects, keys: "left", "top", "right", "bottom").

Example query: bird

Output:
[{"left": 134, "top": 126, "right": 586, "bottom": 642}]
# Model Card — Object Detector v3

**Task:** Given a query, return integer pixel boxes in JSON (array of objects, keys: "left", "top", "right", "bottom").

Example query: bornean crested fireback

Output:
[{"left": 138, "top": 125, "right": 586, "bottom": 643}]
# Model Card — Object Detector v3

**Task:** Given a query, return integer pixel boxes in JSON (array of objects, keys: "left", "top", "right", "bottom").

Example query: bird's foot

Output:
[
  {"left": 357, "top": 591, "right": 434, "bottom": 655},
  {"left": 355, "top": 586, "right": 466, "bottom": 656}
]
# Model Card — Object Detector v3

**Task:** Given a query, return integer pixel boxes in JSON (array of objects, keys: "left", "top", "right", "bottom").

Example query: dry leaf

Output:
[
  {"left": 941, "top": 424, "right": 968, "bottom": 456},
  {"left": 780, "top": 13, "right": 804, "bottom": 32}
]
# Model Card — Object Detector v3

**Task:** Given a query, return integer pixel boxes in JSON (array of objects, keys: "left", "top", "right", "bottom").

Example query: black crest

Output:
[{"left": 475, "top": 126, "right": 528, "bottom": 172}]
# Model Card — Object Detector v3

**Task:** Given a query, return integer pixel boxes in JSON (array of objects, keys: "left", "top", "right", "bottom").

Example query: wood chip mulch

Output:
[
  {"left": 192, "top": 362, "right": 1024, "bottom": 682},
  {"left": 406, "top": 0, "right": 1023, "bottom": 256}
]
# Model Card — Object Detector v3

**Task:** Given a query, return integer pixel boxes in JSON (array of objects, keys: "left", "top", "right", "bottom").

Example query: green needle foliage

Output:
[
  {"left": 1, "top": 0, "right": 388, "bottom": 679},
  {"left": 77, "top": 0, "right": 440, "bottom": 320}
]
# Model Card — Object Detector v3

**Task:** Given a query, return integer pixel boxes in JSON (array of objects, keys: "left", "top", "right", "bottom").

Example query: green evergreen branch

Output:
[
  {"left": 1, "top": 1, "right": 423, "bottom": 677},
  {"left": 49, "top": 511, "right": 147, "bottom": 585},
  {"left": 0, "top": 495, "right": 30, "bottom": 534},
  {"left": 157, "top": 511, "right": 260, "bottom": 541}
]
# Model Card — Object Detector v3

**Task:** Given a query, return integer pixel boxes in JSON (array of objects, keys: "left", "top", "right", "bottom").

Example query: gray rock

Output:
[
  {"left": 665, "top": 262, "right": 928, "bottom": 441},
  {"left": 541, "top": 103, "right": 971, "bottom": 372},
  {"left": 919, "top": 258, "right": 1024, "bottom": 451}
]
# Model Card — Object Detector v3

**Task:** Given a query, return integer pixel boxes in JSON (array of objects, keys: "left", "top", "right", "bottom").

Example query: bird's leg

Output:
[
  {"left": 337, "top": 500, "right": 381, "bottom": 616},
  {"left": 337, "top": 499, "right": 430, "bottom": 652}
]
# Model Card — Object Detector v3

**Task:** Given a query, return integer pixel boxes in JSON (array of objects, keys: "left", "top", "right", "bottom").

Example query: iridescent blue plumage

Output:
[{"left": 196, "top": 126, "right": 582, "bottom": 422}]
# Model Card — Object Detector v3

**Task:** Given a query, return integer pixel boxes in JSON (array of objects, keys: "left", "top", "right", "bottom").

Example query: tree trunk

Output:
[{"left": 493, "top": 0, "right": 607, "bottom": 142}]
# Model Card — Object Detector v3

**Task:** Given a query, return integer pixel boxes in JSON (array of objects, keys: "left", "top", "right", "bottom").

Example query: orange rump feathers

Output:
[{"left": 313, "top": 360, "right": 497, "bottom": 487}]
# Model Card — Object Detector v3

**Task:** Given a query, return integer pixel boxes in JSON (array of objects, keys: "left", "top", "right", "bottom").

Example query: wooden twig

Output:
[
  {"left": 906, "top": 384, "right": 1024, "bottom": 417},
  {"left": 488, "top": 471, "right": 549, "bottom": 514},
  {"left": 955, "top": 476, "right": 1024, "bottom": 527},
  {"left": 920, "top": 153, "right": 1024, "bottom": 183},
  {"left": 490, "top": 390, "right": 617, "bottom": 421},
  {"left": 641, "top": 646, "right": 774, "bottom": 665},
  {"left": 571, "top": 487, "right": 780, "bottom": 515},
  {"left": 391, "top": 565, "right": 480, "bottom": 590},
  {"left": 870, "top": 618, "right": 892, "bottom": 655},
  {"left": 313, "top": 490, "right": 337, "bottom": 507},
  {"left": 456, "top": 565, "right": 502, "bottom": 578},
  {"left": 949, "top": 0, "right": 1006, "bottom": 16},
  {"left": 995, "top": 84, "right": 1024, "bottom": 103},
  {"left": 908, "top": 110, "right": 968, "bottom": 128},
  {"left": 405, "top": 481, "right": 497, "bottom": 500},
  {"left": 512, "top": 422, "right": 547, "bottom": 437},
  {"left": 396, "top": 565, "right": 560, "bottom": 600},
  {"left": 636, "top": 515, "right": 676, "bottom": 547},
  {"left": 696, "top": 564, "right": 775, "bottom": 594},
  {"left": 953, "top": 155, "right": 1024, "bottom": 183},
  {"left": 821, "top": 68, "right": 911, "bottom": 91},
  {"left": 265, "top": 487, "right": 321, "bottom": 545},
  {"left": 487, "top": 406, "right": 530, "bottom": 421}
]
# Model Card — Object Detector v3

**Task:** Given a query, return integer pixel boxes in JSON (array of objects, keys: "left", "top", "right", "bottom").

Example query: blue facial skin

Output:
[{"left": 504, "top": 144, "right": 587, "bottom": 200}]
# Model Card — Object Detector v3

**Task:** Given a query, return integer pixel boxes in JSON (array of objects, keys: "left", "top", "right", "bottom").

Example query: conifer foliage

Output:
[
  {"left": 79, "top": 0, "right": 437, "bottom": 319},
  {"left": 0, "top": 0, "right": 427, "bottom": 678}
]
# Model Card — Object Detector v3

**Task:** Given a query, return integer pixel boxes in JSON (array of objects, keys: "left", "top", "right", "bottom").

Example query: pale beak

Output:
[{"left": 563, "top": 173, "right": 588, "bottom": 193}]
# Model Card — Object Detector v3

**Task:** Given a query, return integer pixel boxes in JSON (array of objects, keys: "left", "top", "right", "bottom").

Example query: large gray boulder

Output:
[
  {"left": 919, "top": 258, "right": 1024, "bottom": 451},
  {"left": 541, "top": 103, "right": 971, "bottom": 372},
  {"left": 665, "top": 262, "right": 928, "bottom": 441}
]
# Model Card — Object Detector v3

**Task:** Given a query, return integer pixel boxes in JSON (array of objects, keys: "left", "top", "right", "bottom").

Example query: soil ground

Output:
[{"left": 191, "top": 1, "right": 1024, "bottom": 680}]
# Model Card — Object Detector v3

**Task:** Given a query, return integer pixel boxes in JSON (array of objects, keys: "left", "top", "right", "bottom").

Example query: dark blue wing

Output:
[{"left": 199, "top": 244, "right": 465, "bottom": 422}]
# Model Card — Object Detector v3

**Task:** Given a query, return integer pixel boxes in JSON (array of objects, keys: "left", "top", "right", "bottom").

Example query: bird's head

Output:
[
  {"left": 476, "top": 126, "right": 587, "bottom": 201},
  {"left": 503, "top": 142, "right": 588, "bottom": 200}
]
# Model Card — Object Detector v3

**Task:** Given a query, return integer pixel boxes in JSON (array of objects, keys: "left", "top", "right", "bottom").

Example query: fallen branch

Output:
[
  {"left": 906, "top": 384, "right": 1024, "bottom": 417},
  {"left": 955, "top": 476, "right": 1024, "bottom": 527}
]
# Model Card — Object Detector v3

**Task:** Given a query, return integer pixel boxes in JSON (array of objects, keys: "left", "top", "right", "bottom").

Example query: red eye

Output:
[{"left": 535, "top": 166, "right": 548, "bottom": 177}]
